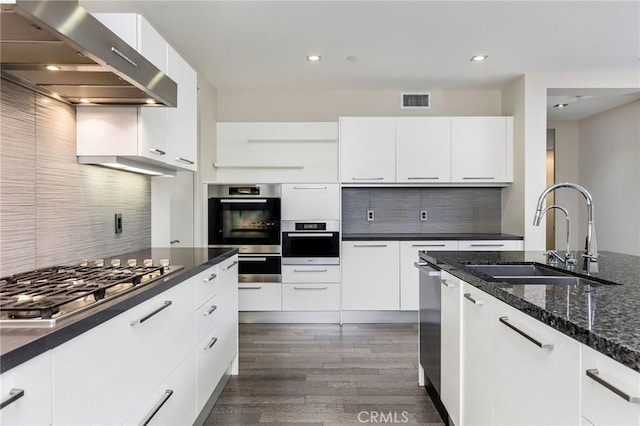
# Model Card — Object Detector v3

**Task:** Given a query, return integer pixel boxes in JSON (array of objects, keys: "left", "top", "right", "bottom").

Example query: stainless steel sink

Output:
[{"left": 465, "top": 263, "right": 606, "bottom": 286}]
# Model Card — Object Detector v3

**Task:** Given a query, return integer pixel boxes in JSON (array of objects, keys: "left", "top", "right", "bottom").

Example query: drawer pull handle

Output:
[
  {"left": 352, "top": 177, "right": 384, "bottom": 181},
  {"left": 407, "top": 177, "right": 439, "bottom": 180},
  {"left": 239, "top": 286, "right": 262, "bottom": 290},
  {"left": 499, "top": 316, "right": 554, "bottom": 350},
  {"left": 205, "top": 337, "right": 218, "bottom": 350},
  {"left": 223, "top": 260, "right": 239, "bottom": 270},
  {"left": 141, "top": 389, "right": 173, "bottom": 426},
  {"left": 469, "top": 243, "right": 505, "bottom": 247},
  {"left": 131, "top": 301, "right": 172, "bottom": 326},
  {"left": 287, "top": 233, "right": 333, "bottom": 238},
  {"left": 293, "top": 269, "right": 328, "bottom": 273},
  {"left": 203, "top": 273, "right": 217, "bottom": 282},
  {"left": 174, "top": 157, "right": 195, "bottom": 165},
  {"left": 0, "top": 388, "right": 24, "bottom": 410},
  {"left": 294, "top": 286, "right": 328, "bottom": 290},
  {"left": 205, "top": 305, "right": 218, "bottom": 316},
  {"left": 586, "top": 369, "right": 640, "bottom": 403},
  {"left": 463, "top": 177, "right": 495, "bottom": 180},
  {"left": 412, "top": 244, "right": 446, "bottom": 247},
  {"left": 354, "top": 244, "right": 387, "bottom": 248},
  {"left": 463, "top": 293, "right": 484, "bottom": 305},
  {"left": 441, "top": 279, "right": 455, "bottom": 288},
  {"left": 148, "top": 148, "right": 166, "bottom": 156},
  {"left": 293, "top": 186, "right": 327, "bottom": 189}
]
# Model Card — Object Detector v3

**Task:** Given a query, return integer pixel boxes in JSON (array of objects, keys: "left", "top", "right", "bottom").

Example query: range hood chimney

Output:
[{"left": 0, "top": 0, "right": 177, "bottom": 106}]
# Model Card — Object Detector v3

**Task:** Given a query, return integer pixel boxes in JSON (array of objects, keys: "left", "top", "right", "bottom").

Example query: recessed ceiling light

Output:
[
  {"left": 145, "top": 99, "right": 156, "bottom": 104},
  {"left": 554, "top": 103, "right": 569, "bottom": 108},
  {"left": 470, "top": 55, "right": 488, "bottom": 62},
  {"left": 306, "top": 55, "right": 321, "bottom": 62},
  {"left": 79, "top": 98, "right": 91, "bottom": 104},
  {"left": 46, "top": 65, "right": 61, "bottom": 71}
]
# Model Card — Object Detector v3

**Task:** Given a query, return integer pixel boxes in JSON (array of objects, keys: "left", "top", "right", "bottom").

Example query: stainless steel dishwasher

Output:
[{"left": 415, "top": 260, "right": 450, "bottom": 424}]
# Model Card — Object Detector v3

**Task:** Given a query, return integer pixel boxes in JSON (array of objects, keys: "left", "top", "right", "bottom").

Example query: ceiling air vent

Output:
[{"left": 401, "top": 92, "right": 431, "bottom": 109}]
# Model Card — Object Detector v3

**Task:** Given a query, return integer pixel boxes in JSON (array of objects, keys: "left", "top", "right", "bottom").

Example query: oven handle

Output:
[
  {"left": 286, "top": 233, "right": 334, "bottom": 238},
  {"left": 240, "top": 257, "right": 268, "bottom": 262},
  {"left": 220, "top": 199, "right": 268, "bottom": 203}
]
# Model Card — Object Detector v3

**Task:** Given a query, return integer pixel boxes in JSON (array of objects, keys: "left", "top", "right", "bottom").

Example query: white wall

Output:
[
  {"left": 578, "top": 100, "right": 640, "bottom": 255},
  {"left": 216, "top": 89, "right": 502, "bottom": 122}
]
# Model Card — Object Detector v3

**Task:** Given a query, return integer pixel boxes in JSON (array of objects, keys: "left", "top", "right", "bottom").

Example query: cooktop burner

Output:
[{"left": 0, "top": 260, "right": 183, "bottom": 327}]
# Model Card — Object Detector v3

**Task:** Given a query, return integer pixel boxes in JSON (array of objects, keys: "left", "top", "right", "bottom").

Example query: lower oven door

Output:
[
  {"left": 282, "top": 232, "right": 340, "bottom": 265},
  {"left": 238, "top": 254, "right": 281, "bottom": 283}
]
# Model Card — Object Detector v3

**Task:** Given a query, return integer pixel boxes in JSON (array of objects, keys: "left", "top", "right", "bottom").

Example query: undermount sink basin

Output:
[{"left": 465, "top": 263, "right": 607, "bottom": 286}]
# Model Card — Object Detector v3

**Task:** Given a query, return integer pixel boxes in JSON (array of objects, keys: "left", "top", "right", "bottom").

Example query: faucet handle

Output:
[{"left": 544, "top": 250, "right": 562, "bottom": 265}]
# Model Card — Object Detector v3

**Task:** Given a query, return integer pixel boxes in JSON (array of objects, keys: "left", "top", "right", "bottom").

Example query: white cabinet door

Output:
[
  {"left": 217, "top": 256, "right": 239, "bottom": 372},
  {"left": 458, "top": 239, "right": 522, "bottom": 251},
  {"left": 238, "top": 283, "right": 282, "bottom": 311},
  {"left": 126, "top": 350, "right": 197, "bottom": 426},
  {"left": 439, "top": 271, "right": 462, "bottom": 426},
  {"left": 582, "top": 345, "right": 640, "bottom": 426},
  {"left": 399, "top": 241, "right": 458, "bottom": 311},
  {"left": 461, "top": 281, "right": 495, "bottom": 425},
  {"left": 283, "top": 283, "right": 340, "bottom": 311},
  {"left": 166, "top": 45, "right": 198, "bottom": 171},
  {"left": 340, "top": 117, "right": 396, "bottom": 183},
  {"left": 282, "top": 265, "right": 340, "bottom": 283},
  {"left": 341, "top": 241, "right": 400, "bottom": 310},
  {"left": 493, "top": 300, "right": 581, "bottom": 425},
  {"left": 195, "top": 264, "right": 219, "bottom": 309},
  {"left": 53, "top": 281, "right": 196, "bottom": 425},
  {"left": 451, "top": 117, "right": 510, "bottom": 183},
  {"left": 0, "top": 351, "right": 52, "bottom": 426},
  {"left": 281, "top": 183, "right": 340, "bottom": 220},
  {"left": 396, "top": 117, "right": 451, "bottom": 183}
]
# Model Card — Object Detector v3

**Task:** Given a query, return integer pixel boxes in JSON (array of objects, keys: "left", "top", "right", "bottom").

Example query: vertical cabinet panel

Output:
[
  {"left": 341, "top": 241, "right": 400, "bottom": 310},
  {"left": 396, "top": 117, "right": 451, "bottom": 183},
  {"left": 340, "top": 117, "right": 396, "bottom": 183},
  {"left": 439, "top": 271, "right": 462, "bottom": 426}
]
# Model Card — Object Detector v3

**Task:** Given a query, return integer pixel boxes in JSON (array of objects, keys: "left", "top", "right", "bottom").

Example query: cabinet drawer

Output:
[
  {"left": 282, "top": 283, "right": 339, "bottom": 311},
  {"left": 282, "top": 265, "right": 340, "bottom": 283},
  {"left": 238, "top": 283, "right": 282, "bottom": 311},
  {"left": 582, "top": 345, "right": 640, "bottom": 425},
  {"left": 281, "top": 184, "right": 340, "bottom": 220},
  {"left": 196, "top": 294, "right": 219, "bottom": 342},
  {"left": 196, "top": 327, "right": 227, "bottom": 412},
  {"left": 0, "top": 351, "right": 52, "bottom": 426},
  {"left": 196, "top": 265, "right": 219, "bottom": 309},
  {"left": 458, "top": 240, "right": 521, "bottom": 251}
]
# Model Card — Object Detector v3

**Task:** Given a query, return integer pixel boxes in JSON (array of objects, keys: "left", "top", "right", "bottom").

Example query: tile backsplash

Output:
[
  {"left": 342, "top": 187, "right": 502, "bottom": 234},
  {"left": 0, "top": 79, "right": 151, "bottom": 276}
]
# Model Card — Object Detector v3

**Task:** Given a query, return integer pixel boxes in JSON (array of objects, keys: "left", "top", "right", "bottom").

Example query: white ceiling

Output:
[{"left": 81, "top": 1, "right": 640, "bottom": 118}]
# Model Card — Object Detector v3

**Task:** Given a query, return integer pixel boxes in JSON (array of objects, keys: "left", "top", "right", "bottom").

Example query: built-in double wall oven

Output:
[
  {"left": 208, "top": 184, "right": 281, "bottom": 282},
  {"left": 282, "top": 220, "right": 340, "bottom": 265}
]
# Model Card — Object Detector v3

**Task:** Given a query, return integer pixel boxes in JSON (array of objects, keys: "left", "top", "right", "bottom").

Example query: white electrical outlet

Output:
[
  {"left": 420, "top": 210, "right": 428, "bottom": 222},
  {"left": 367, "top": 210, "right": 375, "bottom": 221}
]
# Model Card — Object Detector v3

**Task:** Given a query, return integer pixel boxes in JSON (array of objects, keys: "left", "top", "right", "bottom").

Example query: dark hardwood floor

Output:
[{"left": 204, "top": 323, "right": 444, "bottom": 425}]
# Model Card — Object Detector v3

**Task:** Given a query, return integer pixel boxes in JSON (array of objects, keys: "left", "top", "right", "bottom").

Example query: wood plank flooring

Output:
[{"left": 205, "top": 323, "right": 444, "bottom": 425}]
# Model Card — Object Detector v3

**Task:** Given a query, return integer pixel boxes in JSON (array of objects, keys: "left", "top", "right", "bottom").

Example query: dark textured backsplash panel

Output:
[
  {"left": 0, "top": 79, "right": 151, "bottom": 276},
  {"left": 342, "top": 187, "right": 502, "bottom": 234}
]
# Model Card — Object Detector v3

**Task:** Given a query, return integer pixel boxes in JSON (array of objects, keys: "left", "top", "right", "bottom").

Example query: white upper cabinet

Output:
[
  {"left": 166, "top": 45, "right": 198, "bottom": 170},
  {"left": 340, "top": 117, "right": 396, "bottom": 183},
  {"left": 396, "top": 117, "right": 451, "bottom": 183},
  {"left": 78, "top": 13, "right": 197, "bottom": 171},
  {"left": 281, "top": 183, "right": 340, "bottom": 220},
  {"left": 450, "top": 116, "right": 513, "bottom": 183}
]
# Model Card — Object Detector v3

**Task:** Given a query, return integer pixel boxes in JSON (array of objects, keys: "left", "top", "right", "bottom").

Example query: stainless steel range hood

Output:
[{"left": 0, "top": 0, "right": 177, "bottom": 106}]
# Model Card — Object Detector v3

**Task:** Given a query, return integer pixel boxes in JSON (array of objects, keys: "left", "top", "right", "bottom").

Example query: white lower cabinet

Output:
[
  {"left": 458, "top": 239, "right": 522, "bottom": 251},
  {"left": 0, "top": 351, "right": 52, "bottom": 426},
  {"left": 582, "top": 345, "right": 640, "bottom": 425},
  {"left": 283, "top": 284, "right": 340, "bottom": 311},
  {"left": 461, "top": 281, "right": 495, "bottom": 425},
  {"left": 238, "top": 283, "right": 282, "bottom": 311},
  {"left": 492, "top": 301, "right": 581, "bottom": 425},
  {"left": 125, "top": 350, "right": 197, "bottom": 425},
  {"left": 53, "top": 280, "right": 196, "bottom": 425},
  {"left": 400, "top": 241, "right": 458, "bottom": 311},
  {"left": 196, "top": 326, "right": 226, "bottom": 412},
  {"left": 342, "top": 241, "right": 400, "bottom": 310},
  {"left": 439, "top": 271, "right": 462, "bottom": 426}
]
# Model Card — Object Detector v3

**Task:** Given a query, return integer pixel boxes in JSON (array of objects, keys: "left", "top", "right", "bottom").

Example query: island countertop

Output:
[
  {"left": 0, "top": 247, "right": 238, "bottom": 374},
  {"left": 419, "top": 250, "right": 640, "bottom": 372}
]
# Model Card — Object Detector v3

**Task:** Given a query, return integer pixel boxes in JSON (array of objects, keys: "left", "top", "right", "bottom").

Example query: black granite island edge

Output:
[
  {"left": 0, "top": 247, "right": 239, "bottom": 374},
  {"left": 419, "top": 250, "right": 640, "bottom": 373},
  {"left": 342, "top": 232, "right": 523, "bottom": 241}
]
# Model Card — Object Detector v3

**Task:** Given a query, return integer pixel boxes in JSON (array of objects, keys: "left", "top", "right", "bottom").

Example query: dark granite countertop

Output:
[
  {"left": 419, "top": 250, "right": 640, "bottom": 372},
  {"left": 0, "top": 247, "right": 238, "bottom": 374},
  {"left": 342, "top": 233, "right": 523, "bottom": 241}
]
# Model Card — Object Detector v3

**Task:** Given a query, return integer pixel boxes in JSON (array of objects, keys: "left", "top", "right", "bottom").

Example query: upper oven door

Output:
[
  {"left": 208, "top": 197, "right": 281, "bottom": 246},
  {"left": 281, "top": 221, "right": 340, "bottom": 264}
]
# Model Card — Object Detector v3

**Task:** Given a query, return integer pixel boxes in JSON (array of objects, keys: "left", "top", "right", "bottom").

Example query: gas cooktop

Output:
[{"left": 0, "top": 259, "right": 183, "bottom": 327}]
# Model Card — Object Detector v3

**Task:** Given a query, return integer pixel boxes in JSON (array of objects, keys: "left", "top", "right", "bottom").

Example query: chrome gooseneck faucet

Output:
[{"left": 533, "top": 182, "right": 598, "bottom": 274}]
